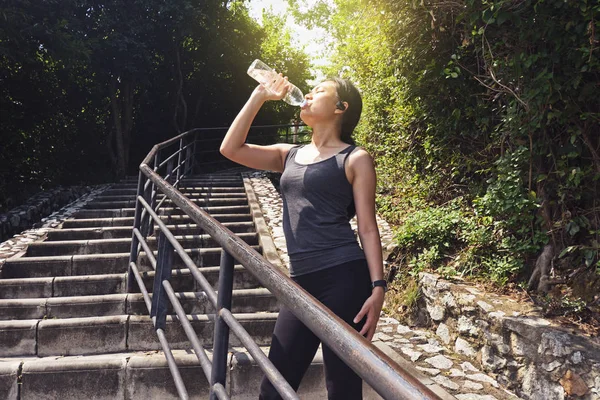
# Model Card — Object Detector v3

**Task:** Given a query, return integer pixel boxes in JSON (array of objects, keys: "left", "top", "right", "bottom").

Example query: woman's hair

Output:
[{"left": 325, "top": 77, "right": 363, "bottom": 145}]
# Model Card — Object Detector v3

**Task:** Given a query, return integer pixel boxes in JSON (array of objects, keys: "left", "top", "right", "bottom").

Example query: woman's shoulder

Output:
[
  {"left": 346, "top": 146, "right": 375, "bottom": 175},
  {"left": 347, "top": 146, "right": 372, "bottom": 160}
]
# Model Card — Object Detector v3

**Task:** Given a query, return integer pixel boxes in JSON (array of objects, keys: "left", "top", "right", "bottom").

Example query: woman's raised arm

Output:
[{"left": 220, "top": 75, "right": 295, "bottom": 173}]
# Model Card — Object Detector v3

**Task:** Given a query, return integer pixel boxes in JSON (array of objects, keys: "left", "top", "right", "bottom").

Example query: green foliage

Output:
[{"left": 290, "top": 0, "right": 600, "bottom": 290}]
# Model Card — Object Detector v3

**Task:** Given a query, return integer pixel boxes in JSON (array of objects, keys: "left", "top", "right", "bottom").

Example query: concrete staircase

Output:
[{"left": 0, "top": 172, "right": 312, "bottom": 399}]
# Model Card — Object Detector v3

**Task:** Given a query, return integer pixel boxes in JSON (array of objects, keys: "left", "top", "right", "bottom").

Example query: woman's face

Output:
[{"left": 300, "top": 81, "right": 340, "bottom": 124}]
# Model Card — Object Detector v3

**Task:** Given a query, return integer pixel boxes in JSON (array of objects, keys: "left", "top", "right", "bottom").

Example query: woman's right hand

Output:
[{"left": 252, "top": 73, "right": 291, "bottom": 102}]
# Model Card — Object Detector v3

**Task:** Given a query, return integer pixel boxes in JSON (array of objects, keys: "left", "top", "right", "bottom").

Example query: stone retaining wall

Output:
[
  {"left": 416, "top": 272, "right": 600, "bottom": 400},
  {"left": 0, "top": 186, "right": 95, "bottom": 242}
]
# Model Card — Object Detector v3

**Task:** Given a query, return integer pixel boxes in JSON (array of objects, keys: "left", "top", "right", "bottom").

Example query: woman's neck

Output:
[{"left": 310, "top": 121, "right": 344, "bottom": 149}]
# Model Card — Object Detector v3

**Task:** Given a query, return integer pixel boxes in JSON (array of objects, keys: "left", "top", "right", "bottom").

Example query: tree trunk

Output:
[
  {"left": 172, "top": 46, "right": 188, "bottom": 133},
  {"left": 108, "top": 74, "right": 135, "bottom": 178}
]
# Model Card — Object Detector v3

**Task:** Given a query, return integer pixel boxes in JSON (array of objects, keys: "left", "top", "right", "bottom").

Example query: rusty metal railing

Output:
[{"left": 127, "top": 126, "right": 442, "bottom": 399}]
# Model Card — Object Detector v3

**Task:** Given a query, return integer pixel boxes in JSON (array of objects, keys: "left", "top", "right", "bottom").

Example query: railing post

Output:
[
  {"left": 210, "top": 250, "right": 235, "bottom": 399},
  {"left": 185, "top": 139, "right": 193, "bottom": 176},
  {"left": 127, "top": 171, "right": 146, "bottom": 293},
  {"left": 192, "top": 132, "right": 198, "bottom": 175},
  {"left": 151, "top": 232, "right": 173, "bottom": 330},
  {"left": 140, "top": 177, "right": 153, "bottom": 237},
  {"left": 167, "top": 158, "right": 175, "bottom": 185},
  {"left": 149, "top": 155, "right": 159, "bottom": 237},
  {"left": 176, "top": 138, "right": 184, "bottom": 187}
]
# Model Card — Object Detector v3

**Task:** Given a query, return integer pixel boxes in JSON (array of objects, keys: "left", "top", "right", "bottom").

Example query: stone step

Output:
[
  {"left": 25, "top": 233, "right": 258, "bottom": 256},
  {"left": 0, "top": 266, "right": 262, "bottom": 299},
  {"left": 83, "top": 197, "right": 249, "bottom": 210},
  {"left": 177, "top": 181, "right": 244, "bottom": 188},
  {"left": 0, "top": 347, "right": 346, "bottom": 400},
  {"left": 73, "top": 205, "right": 250, "bottom": 219},
  {"left": 47, "top": 222, "right": 256, "bottom": 240},
  {"left": 1, "top": 246, "right": 261, "bottom": 278},
  {"left": 108, "top": 180, "right": 243, "bottom": 189},
  {"left": 136, "top": 266, "right": 262, "bottom": 295},
  {"left": 0, "top": 313, "right": 278, "bottom": 357},
  {"left": 0, "top": 347, "right": 397, "bottom": 399},
  {"left": 61, "top": 213, "right": 253, "bottom": 228},
  {"left": 101, "top": 186, "right": 247, "bottom": 196},
  {"left": 0, "top": 288, "right": 277, "bottom": 320},
  {"left": 106, "top": 184, "right": 138, "bottom": 190},
  {"left": 94, "top": 192, "right": 247, "bottom": 202}
]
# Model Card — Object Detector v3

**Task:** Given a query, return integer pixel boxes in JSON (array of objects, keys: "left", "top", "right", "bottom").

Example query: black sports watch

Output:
[{"left": 372, "top": 280, "right": 388, "bottom": 292}]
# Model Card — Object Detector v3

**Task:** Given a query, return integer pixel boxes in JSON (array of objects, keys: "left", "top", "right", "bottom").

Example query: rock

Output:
[
  {"left": 373, "top": 332, "right": 393, "bottom": 341},
  {"left": 380, "top": 326, "right": 393, "bottom": 333},
  {"left": 485, "top": 332, "right": 510, "bottom": 355},
  {"left": 503, "top": 316, "right": 551, "bottom": 343},
  {"left": 455, "top": 395, "right": 498, "bottom": 400},
  {"left": 457, "top": 293, "right": 477, "bottom": 305},
  {"left": 481, "top": 345, "right": 507, "bottom": 372},
  {"left": 466, "top": 373, "right": 499, "bottom": 388},
  {"left": 400, "top": 346, "right": 422, "bottom": 362},
  {"left": 522, "top": 364, "right": 565, "bottom": 400},
  {"left": 488, "top": 311, "right": 506, "bottom": 319},
  {"left": 543, "top": 360, "right": 563, "bottom": 372},
  {"left": 10, "top": 215, "right": 20, "bottom": 227},
  {"left": 379, "top": 317, "right": 399, "bottom": 325},
  {"left": 458, "top": 316, "right": 479, "bottom": 337},
  {"left": 571, "top": 351, "right": 583, "bottom": 365},
  {"left": 462, "top": 380, "right": 484, "bottom": 391},
  {"left": 455, "top": 337, "right": 477, "bottom": 357},
  {"left": 461, "top": 362, "right": 479, "bottom": 372},
  {"left": 426, "top": 303, "right": 445, "bottom": 321},
  {"left": 559, "top": 370, "right": 588, "bottom": 397},
  {"left": 416, "top": 366, "right": 440, "bottom": 376},
  {"left": 538, "top": 332, "right": 572, "bottom": 357},
  {"left": 417, "top": 342, "right": 445, "bottom": 354},
  {"left": 425, "top": 355, "right": 454, "bottom": 370},
  {"left": 476, "top": 300, "right": 494, "bottom": 312},
  {"left": 432, "top": 375, "right": 460, "bottom": 390},
  {"left": 409, "top": 335, "right": 428, "bottom": 344},
  {"left": 436, "top": 323, "right": 452, "bottom": 345},
  {"left": 510, "top": 332, "right": 532, "bottom": 357},
  {"left": 449, "top": 368, "right": 466, "bottom": 377},
  {"left": 440, "top": 292, "right": 457, "bottom": 308},
  {"left": 411, "top": 329, "right": 431, "bottom": 337},
  {"left": 396, "top": 324, "right": 412, "bottom": 334},
  {"left": 419, "top": 272, "right": 450, "bottom": 299}
]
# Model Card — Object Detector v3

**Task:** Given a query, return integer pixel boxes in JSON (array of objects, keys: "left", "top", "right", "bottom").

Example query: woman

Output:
[{"left": 220, "top": 73, "right": 385, "bottom": 399}]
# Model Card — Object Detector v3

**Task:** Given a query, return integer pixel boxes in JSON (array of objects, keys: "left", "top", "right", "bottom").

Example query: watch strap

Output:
[{"left": 372, "top": 280, "right": 387, "bottom": 292}]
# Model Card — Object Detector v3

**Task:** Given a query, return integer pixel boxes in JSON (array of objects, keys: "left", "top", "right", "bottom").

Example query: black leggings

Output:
[{"left": 259, "top": 259, "right": 371, "bottom": 400}]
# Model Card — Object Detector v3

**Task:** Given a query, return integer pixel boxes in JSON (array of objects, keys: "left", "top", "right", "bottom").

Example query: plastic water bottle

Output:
[{"left": 247, "top": 59, "right": 306, "bottom": 107}]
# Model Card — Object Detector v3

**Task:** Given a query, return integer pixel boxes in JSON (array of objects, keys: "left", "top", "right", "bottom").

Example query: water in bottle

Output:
[{"left": 247, "top": 59, "right": 306, "bottom": 107}]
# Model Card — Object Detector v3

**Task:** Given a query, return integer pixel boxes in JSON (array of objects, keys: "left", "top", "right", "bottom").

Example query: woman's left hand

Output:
[{"left": 353, "top": 287, "right": 385, "bottom": 341}]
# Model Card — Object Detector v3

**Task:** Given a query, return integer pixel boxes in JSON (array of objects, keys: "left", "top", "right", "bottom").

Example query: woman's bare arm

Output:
[
  {"left": 220, "top": 76, "right": 294, "bottom": 173},
  {"left": 347, "top": 148, "right": 385, "bottom": 341}
]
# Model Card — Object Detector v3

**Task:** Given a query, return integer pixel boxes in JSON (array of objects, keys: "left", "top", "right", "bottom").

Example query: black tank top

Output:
[{"left": 280, "top": 144, "right": 366, "bottom": 277}]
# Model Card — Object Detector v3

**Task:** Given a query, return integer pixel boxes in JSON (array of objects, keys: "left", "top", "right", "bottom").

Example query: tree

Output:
[
  {"left": 288, "top": 0, "right": 600, "bottom": 303},
  {"left": 1, "top": 0, "right": 311, "bottom": 212}
]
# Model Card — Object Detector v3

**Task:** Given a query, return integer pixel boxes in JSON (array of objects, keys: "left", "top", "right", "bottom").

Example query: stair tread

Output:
[
  {"left": 27, "top": 232, "right": 257, "bottom": 246},
  {"left": 0, "top": 312, "right": 279, "bottom": 326},
  {"left": 0, "top": 346, "right": 323, "bottom": 368},
  {"left": 5, "top": 246, "right": 252, "bottom": 263},
  {"left": 0, "top": 288, "right": 272, "bottom": 304}
]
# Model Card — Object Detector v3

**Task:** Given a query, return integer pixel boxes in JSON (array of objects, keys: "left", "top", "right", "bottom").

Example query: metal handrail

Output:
[{"left": 127, "top": 126, "right": 442, "bottom": 400}]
